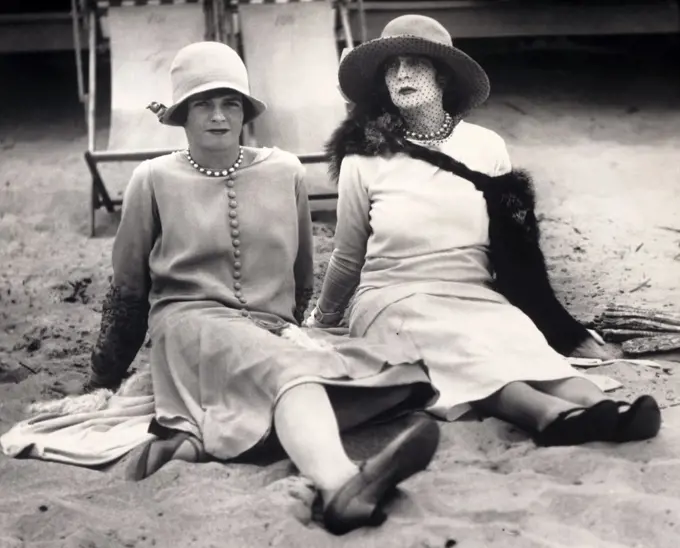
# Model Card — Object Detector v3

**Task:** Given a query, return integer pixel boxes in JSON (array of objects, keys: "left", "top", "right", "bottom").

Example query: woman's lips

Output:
[{"left": 399, "top": 87, "right": 417, "bottom": 95}]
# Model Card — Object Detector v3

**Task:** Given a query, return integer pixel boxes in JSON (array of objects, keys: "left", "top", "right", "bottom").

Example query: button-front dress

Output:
[
  {"left": 113, "top": 147, "right": 436, "bottom": 460},
  {"left": 323, "top": 121, "right": 596, "bottom": 421}
]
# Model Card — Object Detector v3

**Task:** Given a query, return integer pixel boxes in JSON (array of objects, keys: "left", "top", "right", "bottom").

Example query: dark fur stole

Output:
[{"left": 325, "top": 112, "right": 590, "bottom": 356}]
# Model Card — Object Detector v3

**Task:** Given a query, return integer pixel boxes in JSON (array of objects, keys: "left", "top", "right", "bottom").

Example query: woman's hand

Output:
[
  {"left": 82, "top": 369, "right": 123, "bottom": 394},
  {"left": 302, "top": 313, "right": 323, "bottom": 328},
  {"left": 570, "top": 329, "right": 622, "bottom": 360},
  {"left": 303, "top": 307, "right": 341, "bottom": 329}
]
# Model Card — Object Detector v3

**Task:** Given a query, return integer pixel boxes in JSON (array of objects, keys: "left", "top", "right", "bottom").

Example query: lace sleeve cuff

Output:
[
  {"left": 90, "top": 284, "right": 150, "bottom": 387},
  {"left": 294, "top": 287, "right": 314, "bottom": 325}
]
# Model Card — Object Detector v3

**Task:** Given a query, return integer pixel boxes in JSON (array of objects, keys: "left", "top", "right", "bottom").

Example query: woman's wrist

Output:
[{"left": 312, "top": 305, "right": 344, "bottom": 326}]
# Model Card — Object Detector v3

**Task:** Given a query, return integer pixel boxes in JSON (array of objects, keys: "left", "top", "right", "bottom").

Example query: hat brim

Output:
[
  {"left": 338, "top": 36, "right": 490, "bottom": 115},
  {"left": 159, "top": 81, "right": 267, "bottom": 126}
]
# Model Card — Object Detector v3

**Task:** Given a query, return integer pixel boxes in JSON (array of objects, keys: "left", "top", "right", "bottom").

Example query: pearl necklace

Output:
[
  {"left": 185, "top": 147, "right": 244, "bottom": 177},
  {"left": 404, "top": 112, "right": 454, "bottom": 142}
]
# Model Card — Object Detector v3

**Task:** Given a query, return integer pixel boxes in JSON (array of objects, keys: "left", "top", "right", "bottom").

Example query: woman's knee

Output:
[
  {"left": 327, "top": 385, "right": 415, "bottom": 432},
  {"left": 529, "top": 377, "right": 608, "bottom": 406}
]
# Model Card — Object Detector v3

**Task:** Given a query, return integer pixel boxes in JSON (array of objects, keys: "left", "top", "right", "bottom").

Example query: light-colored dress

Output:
[
  {"left": 113, "top": 147, "right": 435, "bottom": 460},
  {"left": 320, "top": 121, "right": 594, "bottom": 421}
]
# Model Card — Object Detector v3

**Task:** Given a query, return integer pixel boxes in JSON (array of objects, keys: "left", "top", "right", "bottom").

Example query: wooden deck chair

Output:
[
  {"left": 237, "top": 0, "right": 351, "bottom": 209},
  {"left": 83, "top": 0, "right": 207, "bottom": 236}
]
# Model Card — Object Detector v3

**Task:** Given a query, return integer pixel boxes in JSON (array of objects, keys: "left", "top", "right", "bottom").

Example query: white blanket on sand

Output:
[
  {"left": 0, "top": 394, "right": 155, "bottom": 466},
  {"left": 1, "top": 355, "right": 637, "bottom": 468}
]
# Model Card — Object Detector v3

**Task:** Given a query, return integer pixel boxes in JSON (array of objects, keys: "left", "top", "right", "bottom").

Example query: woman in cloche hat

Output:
[
  {"left": 307, "top": 15, "right": 662, "bottom": 447},
  {"left": 85, "top": 41, "right": 443, "bottom": 535}
]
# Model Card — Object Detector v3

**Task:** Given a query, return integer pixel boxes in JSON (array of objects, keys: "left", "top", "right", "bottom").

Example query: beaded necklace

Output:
[
  {"left": 185, "top": 147, "right": 244, "bottom": 177},
  {"left": 403, "top": 112, "right": 455, "bottom": 142}
]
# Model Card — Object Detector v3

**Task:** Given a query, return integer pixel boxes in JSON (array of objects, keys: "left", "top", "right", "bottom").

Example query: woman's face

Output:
[
  {"left": 184, "top": 90, "right": 244, "bottom": 153},
  {"left": 384, "top": 55, "right": 443, "bottom": 111}
]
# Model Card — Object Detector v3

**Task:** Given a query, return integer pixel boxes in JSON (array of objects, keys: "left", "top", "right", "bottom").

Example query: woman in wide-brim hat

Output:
[
  {"left": 85, "top": 40, "right": 442, "bottom": 534},
  {"left": 307, "top": 15, "right": 662, "bottom": 446}
]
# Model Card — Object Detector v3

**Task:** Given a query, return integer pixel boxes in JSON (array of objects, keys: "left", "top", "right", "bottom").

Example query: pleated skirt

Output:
[
  {"left": 148, "top": 303, "right": 437, "bottom": 460},
  {"left": 358, "top": 293, "right": 594, "bottom": 421}
]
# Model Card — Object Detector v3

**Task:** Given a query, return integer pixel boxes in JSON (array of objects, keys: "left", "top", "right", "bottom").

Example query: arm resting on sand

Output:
[
  {"left": 293, "top": 169, "right": 315, "bottom": 324},
  {"left": 315, "top": 157, "right": 370, "bottom": 325},
  {"left": 489, "top": 137, "right": 589, "bottom": 355},
  {"left": 485, "top": 171, "right": 590, "bottom": 356},
  {"left": 88, "top": 162, "right": 159, "bottom": 390}
]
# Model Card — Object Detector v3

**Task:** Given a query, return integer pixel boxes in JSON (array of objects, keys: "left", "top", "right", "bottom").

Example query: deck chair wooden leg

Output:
[
  {"left": 84, "top": 152, "right": 115, "bottom": 212},
  {"left": 90, "top": 179, "right": 97, "bottom": 238},
  {"left": 85, "top": 151, "right": 117, "bottom": 237}
]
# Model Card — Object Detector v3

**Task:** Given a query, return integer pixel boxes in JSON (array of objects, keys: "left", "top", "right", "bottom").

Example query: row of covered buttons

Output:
[{"left": 226, "top": 178, "right": 249, "bottom": 316}]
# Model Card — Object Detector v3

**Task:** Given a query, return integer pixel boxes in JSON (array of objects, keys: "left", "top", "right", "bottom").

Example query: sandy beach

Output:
[{"left": 1, "top": 38, "right": 680, "bottom": 547}]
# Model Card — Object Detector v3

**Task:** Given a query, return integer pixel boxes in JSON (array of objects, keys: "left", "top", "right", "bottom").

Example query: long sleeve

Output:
[
  {"left": 293, "top": 168, "right": 315, "bottom": 324},
  {"left": 89, "top": 162, "right": 159, "bottom": 389},
  {"left": 315, "top": 156, "right": 370, "bottom": 324}
]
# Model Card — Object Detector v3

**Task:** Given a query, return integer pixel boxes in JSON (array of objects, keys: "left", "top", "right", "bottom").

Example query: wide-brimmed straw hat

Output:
[
  {"left": 338, "top": 15, "right": 490, "bottom": 114},
  {"left": 159, "top": 41, "right": 267, "bottom": 126}
]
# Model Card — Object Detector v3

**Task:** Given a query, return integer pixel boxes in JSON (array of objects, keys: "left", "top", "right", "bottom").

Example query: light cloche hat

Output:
[{"left": 158, "top": 41, "right": 266, "bottom": 126}]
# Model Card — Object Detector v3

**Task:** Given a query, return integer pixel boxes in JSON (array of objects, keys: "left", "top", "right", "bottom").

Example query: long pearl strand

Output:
[{"left": 185, "top": 147, "right": 244, "bottom": 177}]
